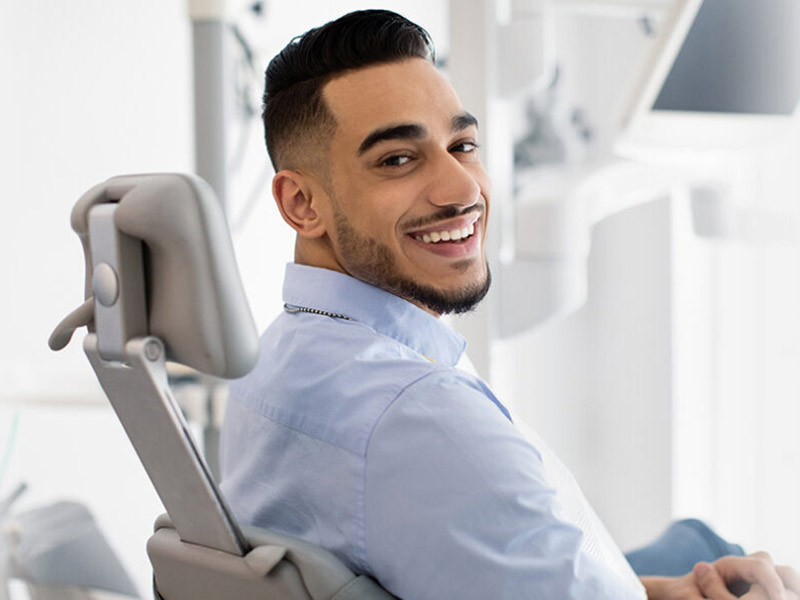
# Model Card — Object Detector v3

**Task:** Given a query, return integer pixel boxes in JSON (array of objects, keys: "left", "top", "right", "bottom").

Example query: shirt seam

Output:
[
  {"left": 226, "top": 392, "right": 364, "bottom": 456},
  {"left": 354, "top": 367, "right": 457, "bottom": 575}
]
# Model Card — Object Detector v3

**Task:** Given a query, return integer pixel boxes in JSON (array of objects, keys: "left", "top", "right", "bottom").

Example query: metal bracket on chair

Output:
[{"left": 85, "top": 333, "right": 248, "bottom": 556}]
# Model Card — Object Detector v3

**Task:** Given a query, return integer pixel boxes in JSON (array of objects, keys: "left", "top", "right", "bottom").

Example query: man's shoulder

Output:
[{"left": 227, "top": 311, "right": 461, "bottom": 454}]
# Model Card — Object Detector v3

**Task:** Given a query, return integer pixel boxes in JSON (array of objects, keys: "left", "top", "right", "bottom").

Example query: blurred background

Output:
[{"left": 1, "top": 0, "right": 798, "bottom": 596}]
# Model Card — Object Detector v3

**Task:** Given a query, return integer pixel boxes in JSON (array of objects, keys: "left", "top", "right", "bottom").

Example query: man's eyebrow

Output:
[
  {"left": 452, "top": 112, "right": 478, "bottom": 132},
  {"left": 357, "top": 124, "right": 427, "bottom": 155}
]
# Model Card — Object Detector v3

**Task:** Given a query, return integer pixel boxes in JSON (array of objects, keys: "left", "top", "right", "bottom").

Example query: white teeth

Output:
[{"left": 414, "top": 222, "right": 477, "bottom": 244}]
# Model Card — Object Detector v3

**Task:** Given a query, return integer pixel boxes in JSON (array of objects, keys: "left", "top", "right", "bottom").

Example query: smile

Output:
[{"left": 414, "top": 223, "right": 475, "bottom": 244}]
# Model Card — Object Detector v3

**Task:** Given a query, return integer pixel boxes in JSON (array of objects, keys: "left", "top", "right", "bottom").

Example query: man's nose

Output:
[{"left": 426, "top": 153, "right": 482, "bottom": 208}]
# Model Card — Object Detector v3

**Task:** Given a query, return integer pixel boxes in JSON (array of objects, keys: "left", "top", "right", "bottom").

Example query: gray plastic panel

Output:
[
  {"left": 87, "top": 204, "right": 147, "bottom": 362},
  {"left": 85, "top": 335, "right": 247, "bottom": 556},
  {"left": 149, "top": 518, "right": 398, "bottom": 600},
  {"left": 69, "top": 173, "right": 259, "bottom": 378}
]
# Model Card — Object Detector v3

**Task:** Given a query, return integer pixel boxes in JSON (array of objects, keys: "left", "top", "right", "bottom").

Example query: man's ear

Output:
[{"left": 272, "top": 170, "right": 327, "bottom": 238}]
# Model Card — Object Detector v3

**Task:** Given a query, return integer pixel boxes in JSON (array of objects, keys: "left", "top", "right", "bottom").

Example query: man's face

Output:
[{"left": 314, "top": 58, "right": 491, "bottom": 315}]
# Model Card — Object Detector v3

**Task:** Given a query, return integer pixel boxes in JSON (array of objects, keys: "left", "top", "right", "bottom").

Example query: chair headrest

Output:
[{"left": 51, "top": 173, "right": 259, "bottom": 379}]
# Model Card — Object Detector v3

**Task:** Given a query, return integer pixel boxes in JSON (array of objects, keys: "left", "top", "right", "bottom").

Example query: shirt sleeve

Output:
[{"left": 363, "top": 370, "right": 644, "bottom": 600}]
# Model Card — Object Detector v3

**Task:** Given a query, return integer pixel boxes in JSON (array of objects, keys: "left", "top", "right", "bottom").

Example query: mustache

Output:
[{"left": 403, "top": 204, "right": 483, "bottom": 231}]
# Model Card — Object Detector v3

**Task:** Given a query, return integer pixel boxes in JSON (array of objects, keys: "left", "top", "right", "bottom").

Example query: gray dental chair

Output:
[{"left": 50, "top": 174, "right": 394, "bottom": 600}]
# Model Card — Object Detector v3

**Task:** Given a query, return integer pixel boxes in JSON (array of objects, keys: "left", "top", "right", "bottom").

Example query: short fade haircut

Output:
[{"left": 262, "top": 10, "right": 435, "bottom": 172}]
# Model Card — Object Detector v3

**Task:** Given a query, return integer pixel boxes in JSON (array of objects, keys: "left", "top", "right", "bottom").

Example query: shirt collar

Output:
[{"left": 282, "top": 263, "right": 467, "bottom": 367}]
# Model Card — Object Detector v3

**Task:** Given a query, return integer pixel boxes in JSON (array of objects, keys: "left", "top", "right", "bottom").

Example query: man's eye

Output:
[
  {"left": 451, "top": 141, "right": 480, "bottom": 153},
  {"left": 380, "top": 154, "right": 412, "bottom": 167}
]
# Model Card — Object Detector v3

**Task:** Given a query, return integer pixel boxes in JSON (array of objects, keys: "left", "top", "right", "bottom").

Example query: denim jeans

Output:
[{"left": 625, "top": 519, "right": 745, "bottom": 576}]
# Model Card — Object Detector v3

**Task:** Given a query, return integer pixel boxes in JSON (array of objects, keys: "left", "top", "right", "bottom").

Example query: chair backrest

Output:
[
  {"left": 51, "top": 174, "right": 396, "bottom": 599},
  {"left": 52, "top": 172, "right": 258, "bottom": 555}
]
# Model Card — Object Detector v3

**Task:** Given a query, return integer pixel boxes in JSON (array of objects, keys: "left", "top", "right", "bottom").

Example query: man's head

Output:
[
  {"left": 267, "top": 10, "right": 491, "bottom": 316},
  {"left": 263, "top": 10, "right": 434, "bottom": 173}
]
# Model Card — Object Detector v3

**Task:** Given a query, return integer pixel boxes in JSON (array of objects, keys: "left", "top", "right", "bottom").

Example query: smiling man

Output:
[
  {"left": 271, "top": 54, "right": 491, "bottom": 316},
  {"left": 219, "top": 10, "right": 799, "bottom": 600}
]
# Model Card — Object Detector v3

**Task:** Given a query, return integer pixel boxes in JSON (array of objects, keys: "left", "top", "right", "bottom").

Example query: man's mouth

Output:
[
  {"left": 407, "top": 211, "right": 481, "bottom": 245},
  {"left": 413, "top": 222, "right": 476, "bottom": 244}
]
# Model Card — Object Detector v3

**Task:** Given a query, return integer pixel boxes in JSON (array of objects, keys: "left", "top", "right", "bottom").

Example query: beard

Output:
[{"left": 331, "top": 205, "right": 491, "bottom": 315}]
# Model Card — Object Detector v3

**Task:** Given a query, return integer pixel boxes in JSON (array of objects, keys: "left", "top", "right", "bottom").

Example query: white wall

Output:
[{"left": 0, "top": 0, "right": 194, "bottom": 405}]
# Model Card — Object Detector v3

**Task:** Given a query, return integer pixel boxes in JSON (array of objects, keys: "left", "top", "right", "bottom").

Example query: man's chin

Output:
[{"left": 397, "top": 267, "right": 492, "bottom": 316}]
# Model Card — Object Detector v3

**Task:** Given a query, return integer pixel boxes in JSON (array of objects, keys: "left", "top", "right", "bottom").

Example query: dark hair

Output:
[{"left": 262, "top": 10, "right": 435, "bottom": 171}]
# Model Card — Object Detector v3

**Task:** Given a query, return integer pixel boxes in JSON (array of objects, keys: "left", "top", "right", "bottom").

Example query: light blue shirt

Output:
[{"left": 220, "top": 263, "right": 643, "bottom": 599}]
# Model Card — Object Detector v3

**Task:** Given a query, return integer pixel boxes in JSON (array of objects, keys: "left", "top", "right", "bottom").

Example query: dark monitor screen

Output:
[{"left": 653, "top": 0, "right": 800, "bottom": 115}]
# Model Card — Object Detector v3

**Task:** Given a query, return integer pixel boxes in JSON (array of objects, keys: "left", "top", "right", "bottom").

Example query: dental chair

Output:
[{"left": 49, "top": 174, "right": 395, "bottom": 600}]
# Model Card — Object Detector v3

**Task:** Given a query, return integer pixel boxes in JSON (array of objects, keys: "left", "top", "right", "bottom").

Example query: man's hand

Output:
[
  {"left": 694, "top": 553, "right": 800, "bottom": 600},
  {"left": 641, "top": 552, "right": 800, "bottom": 600}
]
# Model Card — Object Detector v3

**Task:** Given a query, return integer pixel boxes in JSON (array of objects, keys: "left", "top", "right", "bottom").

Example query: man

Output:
[{"left": 220, "top": 10, "right": 798, "bottom": 599}]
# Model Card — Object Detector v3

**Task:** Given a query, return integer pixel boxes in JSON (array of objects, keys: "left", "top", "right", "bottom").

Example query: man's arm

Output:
[{"left": 363, "top": 371, "right": 645, "bottom": 600}]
